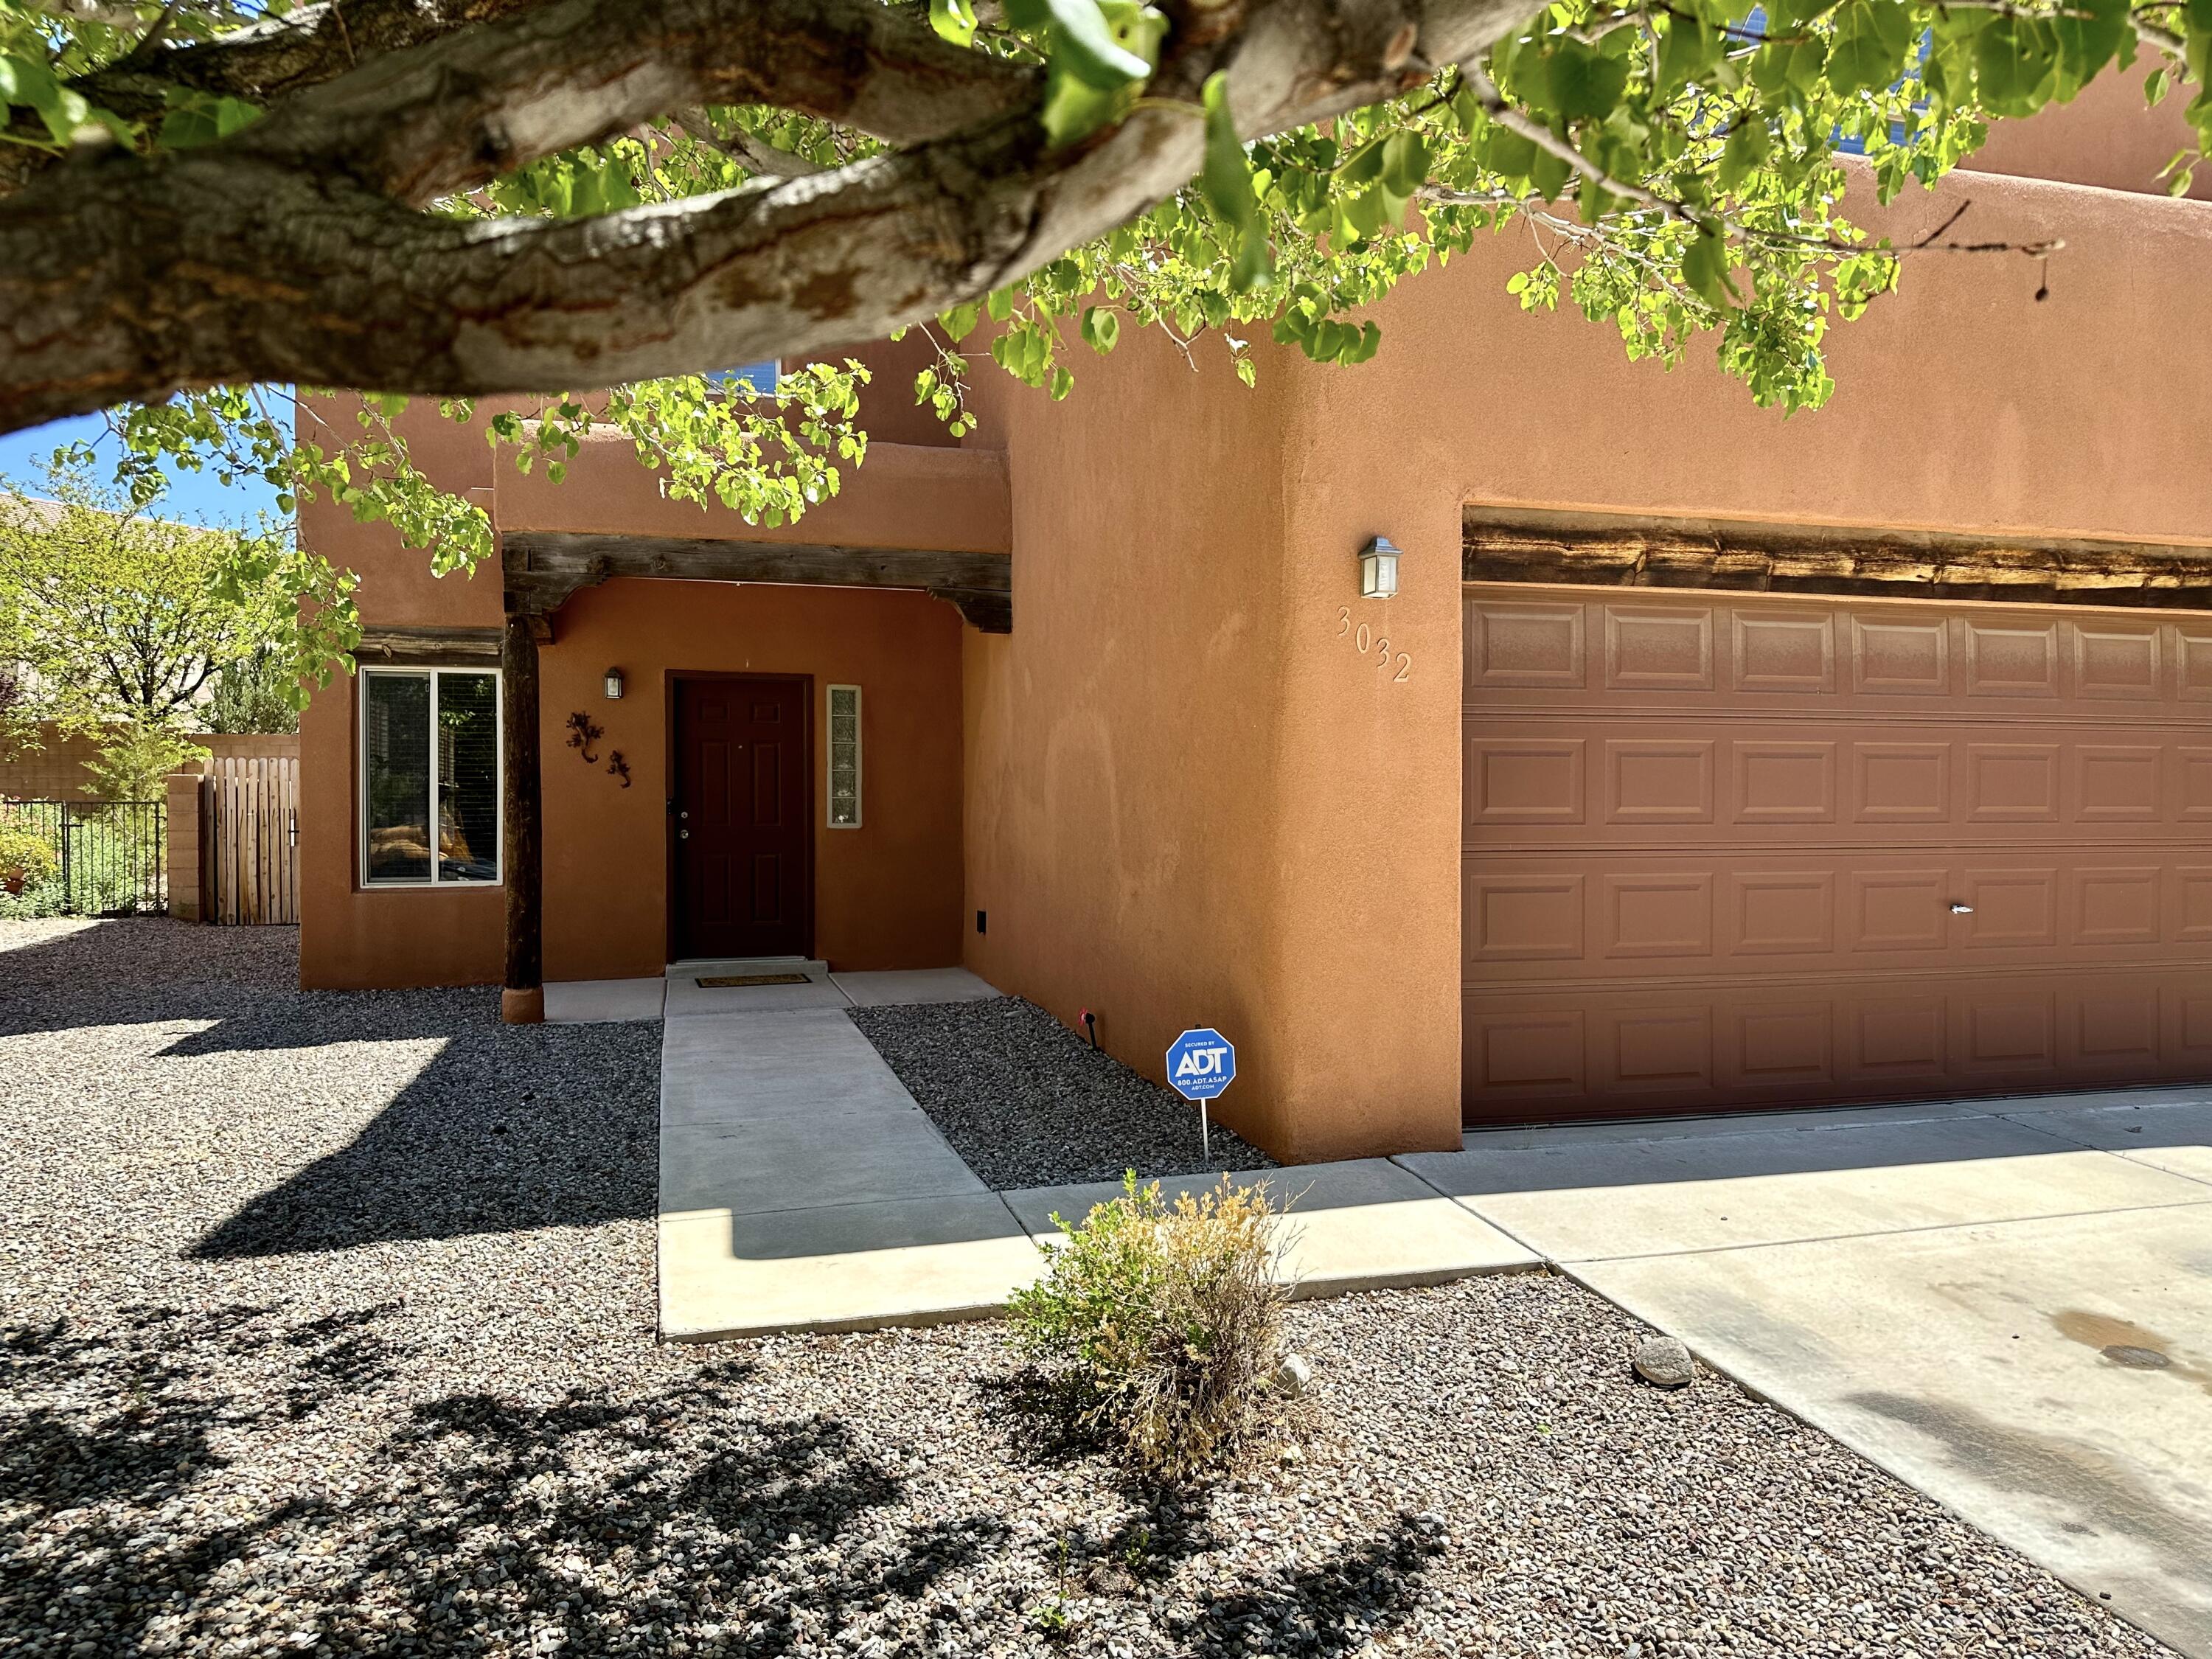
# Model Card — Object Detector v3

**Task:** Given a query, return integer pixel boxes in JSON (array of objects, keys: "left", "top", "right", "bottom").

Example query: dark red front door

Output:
[{"left": 674, "top": 676, "right": 810, "bottom": 960}]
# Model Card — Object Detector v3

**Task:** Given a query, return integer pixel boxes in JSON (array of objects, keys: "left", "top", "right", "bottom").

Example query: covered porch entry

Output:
[{"left": 493, "top": 529, "right": 1009, "bottom": 1016}]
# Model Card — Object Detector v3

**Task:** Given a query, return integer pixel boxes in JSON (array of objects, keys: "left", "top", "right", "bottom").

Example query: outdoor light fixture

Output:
[
  {"left": 604, "top": 667, "right": 625, "bottom": 700},
  {"left": 1359, "top": 535, "right": 1402, "bottom": 599}
]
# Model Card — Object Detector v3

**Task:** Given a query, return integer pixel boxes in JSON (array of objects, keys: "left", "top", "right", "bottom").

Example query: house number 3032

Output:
[{"left": 1337, "top": 607, "right": 1412, "bottom": 682}]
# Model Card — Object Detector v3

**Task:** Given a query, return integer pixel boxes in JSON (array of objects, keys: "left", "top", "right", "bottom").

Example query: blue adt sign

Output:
[{"left": 1166, "top": 1029, "right": 1236, "bottom": 1102}]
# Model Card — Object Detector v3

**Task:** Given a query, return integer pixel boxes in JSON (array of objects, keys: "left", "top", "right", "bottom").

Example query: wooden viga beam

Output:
[
  {"left": 1461, "top": 521, "right": 2212, "bottom": 607},
  {"left": 500, "top": 531, "right": 1013, "bottom": 630}
]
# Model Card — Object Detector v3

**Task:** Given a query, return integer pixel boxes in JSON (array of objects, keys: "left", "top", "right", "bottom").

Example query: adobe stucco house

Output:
[{"left": 298, "top": 77, "right": 2212, "bottom": 1164}]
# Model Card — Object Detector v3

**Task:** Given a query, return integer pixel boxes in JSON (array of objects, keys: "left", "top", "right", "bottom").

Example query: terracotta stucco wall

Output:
[
  {"left": 1969, "top": 65, "right": 2212, "bottom": 201},
  {"left": 298, "top": 403, "right": 504, "bottom": 989},
  {"left": 298, "top": 365, "right": 993, "bottom": 990},
  {"left": 962, "top": 164, "right": 2212, "bottom": 1161},
  {"left": 540, "top": 578, "right": 966, "bottom": 981},
  {"left": 959, "top": 328, "right": 1324, "bottom": 1153}
]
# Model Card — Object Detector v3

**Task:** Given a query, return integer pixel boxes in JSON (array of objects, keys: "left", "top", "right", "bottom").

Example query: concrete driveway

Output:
[{"left": 1405, "top": 1088, "right": 2212, "bottom": 1657}]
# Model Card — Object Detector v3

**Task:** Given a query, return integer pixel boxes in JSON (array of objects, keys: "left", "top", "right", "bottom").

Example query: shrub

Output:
[
  {"left": 1007, "top": 1173, "right": 1291, "bottom": 1480},
  {"left": 0, "top": 804, "right": 56, "bottom": 897},
  {"left": 84, "top": 722, "right": 209, "bottom": 802}
]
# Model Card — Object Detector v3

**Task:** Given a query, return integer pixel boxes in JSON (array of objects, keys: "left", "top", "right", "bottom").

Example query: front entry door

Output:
[{"left": 673, "top": 675, "right": 811, "bottom": 960}]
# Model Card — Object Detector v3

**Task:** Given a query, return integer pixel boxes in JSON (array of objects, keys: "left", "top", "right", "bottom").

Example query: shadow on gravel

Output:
[
  {"left": 0, "top": 1322, "right": 1040, "bottom": 1658},
  {"left": 1185, "top": 1517, "right": 1445, "bottom": 1658},
  {"left": 974, "top": 1366, "right": 1225, "bottom": 1579},
  {"left": 187, "top": 1012, "right": 660, "bottom": 1258},
  {"left": 0, "top": 919, "right": 660, "bottom": 1258}
]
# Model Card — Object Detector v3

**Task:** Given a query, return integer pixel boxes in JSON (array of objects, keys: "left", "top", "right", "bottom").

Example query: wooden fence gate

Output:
[{"left": 202, "top": 756, "right": 301, "bottom": 925}]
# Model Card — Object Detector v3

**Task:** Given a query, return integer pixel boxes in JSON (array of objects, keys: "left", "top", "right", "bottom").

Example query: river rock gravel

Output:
[
  {"left": 1, "top": 919, "right": 2172, "bottom": 1659},
  {"left": 846, "top": 996, "right": 1276, "bottom": 1189}
]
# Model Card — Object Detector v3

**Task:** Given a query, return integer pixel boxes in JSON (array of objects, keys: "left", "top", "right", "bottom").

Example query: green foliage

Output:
[
  {"left": 84, "top": 721, "right": 208, "bottom": 801},
  {"left": 0, "top": 459, "right": 344, "bottom": 725},
  {"left": 205, "top": 646, "right": 302, "bottom": 734},
  {"left": 0, "top": 801, "right": 55, "bottom": 896},
  {"left": 0, "top": 663, "right": 33, "bottom": 762},
  {"left": 0, "top": 798, "right": 166, "bottom": 917},
  {"left": 1008, "top": 1173, "right": 1290, "bottom": 1480}
]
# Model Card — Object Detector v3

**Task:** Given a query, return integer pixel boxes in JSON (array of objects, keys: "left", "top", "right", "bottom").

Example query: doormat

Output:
[{"left": 695, "top": 973, "right": 813, "bottom": 988}]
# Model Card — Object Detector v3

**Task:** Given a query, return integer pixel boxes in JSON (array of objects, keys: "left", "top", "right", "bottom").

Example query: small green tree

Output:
[
  {"left": 0, "top": 459, "right": 351, "bottom": 730},
  {"left": 204, "top": 646, "right": 302, "bottom": 734},
  {"left": 83, "top": 721, "right": 209, "bottom": 802},
  {"left": 0, "top": 661, "right": 34, "bottom": 764}
]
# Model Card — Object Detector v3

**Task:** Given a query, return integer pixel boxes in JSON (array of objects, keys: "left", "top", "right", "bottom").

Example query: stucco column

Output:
[{"left": 501, "top": 602, "right": 544, "bottom": 1023}]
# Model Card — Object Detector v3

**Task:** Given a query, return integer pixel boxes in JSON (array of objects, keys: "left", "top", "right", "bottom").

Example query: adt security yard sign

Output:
[{"left": 1166, "top": 1029, "right": 1235, "bottom": 1160}]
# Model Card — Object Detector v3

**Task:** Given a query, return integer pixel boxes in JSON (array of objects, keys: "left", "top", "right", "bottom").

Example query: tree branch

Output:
[
  {"left": 241, "top": 0, "right": 1043, "bottom": 206},
  {"left": 0, "top": 0, "right": 1535, "bottom": 433},
  {"left": 0, "top": 0, "right": 548, "bottom": 195}
]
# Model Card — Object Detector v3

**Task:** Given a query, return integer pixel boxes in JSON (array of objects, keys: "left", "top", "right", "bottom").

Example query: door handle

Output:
[
  {"left": 1950, "top": 903, "right": 1973, "bottom": 914},
  {"left": 678, "top": 828, "right": 689, "bottom": 840}
]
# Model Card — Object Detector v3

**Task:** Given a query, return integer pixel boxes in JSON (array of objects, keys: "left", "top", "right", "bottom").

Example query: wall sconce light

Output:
[
  {"left": 603, "top": 667, "right": 625, "bottom": 700},
  {"left": 1359, "top": 536, "right": 1402, "bottom": 599}
]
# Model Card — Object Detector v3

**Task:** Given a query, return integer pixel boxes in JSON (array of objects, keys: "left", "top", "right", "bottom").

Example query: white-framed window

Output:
[
  {"left": 359, "top": 667, "right": 502, "bottom": 886},
  {"left": 827, "top": 684, "right": 861, "bottom": 829}
]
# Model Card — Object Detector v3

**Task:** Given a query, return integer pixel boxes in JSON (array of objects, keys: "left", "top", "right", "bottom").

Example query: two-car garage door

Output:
[{"left": 1461, "top": 583, "right": 2212, "bottom": 1121}]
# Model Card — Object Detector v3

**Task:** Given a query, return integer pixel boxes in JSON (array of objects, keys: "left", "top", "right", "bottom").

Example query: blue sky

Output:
[{"left": 0, "top": 411, "right": 283, "bottom": 529}]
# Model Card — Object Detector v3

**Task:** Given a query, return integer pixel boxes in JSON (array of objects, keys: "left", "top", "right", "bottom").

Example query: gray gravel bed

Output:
[
  {"left": 846, "top": 997, "right": 1276, "bottom": 1189},
  {"left": 1, "top": 919, "right": 2172, "bottom": 1659}
]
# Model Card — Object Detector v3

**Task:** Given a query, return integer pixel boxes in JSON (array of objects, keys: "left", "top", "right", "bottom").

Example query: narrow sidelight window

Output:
[
  {"left": 361, "top": 668, "right": 502, "bottom": 886},
  {"left": 827, "top": 684, "right": 861, "bottom": 829}
]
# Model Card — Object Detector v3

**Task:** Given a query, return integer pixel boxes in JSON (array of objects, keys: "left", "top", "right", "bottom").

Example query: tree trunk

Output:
[{"left": 501, "top": 603, "right": 544, "bottom": 1023}]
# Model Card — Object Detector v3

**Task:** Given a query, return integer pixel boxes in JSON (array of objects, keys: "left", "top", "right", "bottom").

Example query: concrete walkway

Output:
[
  {"left": 1411, "top": 1088, "right": 2212, "bottom": 1657},
  {"left": 646, "top": 959, "right": 1536, "bottom": 1339},
  {"left": 654, "top": 959, "right": 1035, "bottom": 1338}
]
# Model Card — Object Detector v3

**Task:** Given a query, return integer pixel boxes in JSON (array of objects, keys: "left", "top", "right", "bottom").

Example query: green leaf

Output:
[
  {"left": 1828, "top": 0, "right": 1913, "bottom": 98},
  {"left": 1198, "top": 71, "right": 1271, "bottom": 291},
  {"left": 1080, "top": 306, "right": 1121, "bottom": 353},
  {"left": 1007, "top": 0, "right": 1150, "bottom": 88},
  {"left": 1543, "top": 40, "right": 1632, "bottom": 121},
  {"left": 1379, "top": 131, "right": 1430, "bottom": 198},
  {"left": 1717, "top": 120, "right": 1771, "bottom": 193},
  {"left": 157, "top": 89, "right": 262, "bottom": 150},
  {"left": 2051, "top": 0, "right": 2128, "bottom": 91},
  {"left": 929, "top": 0, "right": 978, "bottom": 47},
  {"left": 0, "top": 55, "right": 77, "bottom": 145},
  {"left": 1657, "top": 15, "right": 1722, "bottom": 90},
  {"left": 1681, "top": 226, "right": 1737, "bottom": 309},
  {"left": 1528, "top": 147, "right": 1572, "bottom": 201},
  {"left": 1029, "top": 0, "right": 1165, "bottom": 145},
  {"left": 1478, "top": 126, "right": 1538, "bottom": 179}
]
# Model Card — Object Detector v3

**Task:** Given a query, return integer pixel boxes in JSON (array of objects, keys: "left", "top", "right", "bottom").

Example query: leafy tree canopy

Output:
[
  {"left": 0, "top": 459, "right": 351, "bottom": 726},
  {"left": 0, "top": 0, "right": 2204, "bottom": 665}
]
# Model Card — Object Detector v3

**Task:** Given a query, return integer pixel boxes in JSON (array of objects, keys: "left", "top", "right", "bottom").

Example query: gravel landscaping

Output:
[
  {"left": 2, "top": 919, "right": 2174, "bottom": 1659},
  {"left": 847, "top": 997, "right": 1276, "bottom": 1189}
]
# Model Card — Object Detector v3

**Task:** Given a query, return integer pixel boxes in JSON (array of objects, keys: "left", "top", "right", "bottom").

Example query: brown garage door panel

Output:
[
  {"left": 1464, "top": 968, "right": 2212, "bottom": 1118},
  {"left": 1464, "top": 718, "right": 2204, "bottom": 846},
  {"left": 1464, "top": 850, "right": 2195, "bottom": 974},
  {"left": 1464, "top": 593, "right": 2212, "bottom": 712},
  {"left": 1462, "top": 585, "right": 2212, "bottom": 1123}
]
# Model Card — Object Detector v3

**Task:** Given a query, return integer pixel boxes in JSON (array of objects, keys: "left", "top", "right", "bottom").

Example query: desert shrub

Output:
[
  {"left": 0, "top": 803, "right": 56, "bottom": 897},
  {"left": 1007, "top": 1173, "right": 1290, "bottom": 1480}
]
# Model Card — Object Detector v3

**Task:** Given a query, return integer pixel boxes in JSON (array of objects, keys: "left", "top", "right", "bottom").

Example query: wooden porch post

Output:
[{"left": 501, "top": 602, "right": 545, "bottom": 1023}]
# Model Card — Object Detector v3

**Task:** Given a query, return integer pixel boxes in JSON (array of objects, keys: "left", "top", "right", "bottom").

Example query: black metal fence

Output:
[{"left": 0, "top": 799, "right": 168, "bottom": 917}]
